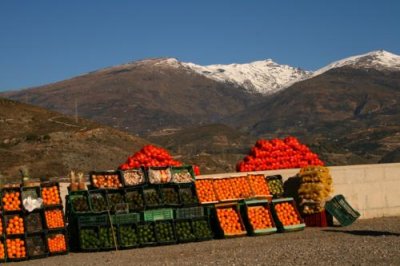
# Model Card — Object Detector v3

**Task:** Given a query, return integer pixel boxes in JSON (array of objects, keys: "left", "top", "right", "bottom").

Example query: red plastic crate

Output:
[{"left": 302, "top": 210, "right": 331, "bottom": 227}]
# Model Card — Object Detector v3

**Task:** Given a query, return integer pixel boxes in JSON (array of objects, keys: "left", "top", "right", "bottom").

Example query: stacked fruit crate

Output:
[
  {"left": 0, "top": 182, "right": 68, "bottom": 263},
  {"left": 195, "top": 173, "right": 304, "bottom": 238},
  {"left": 66, "top": 165, "right": 214, "bottom": 251}
]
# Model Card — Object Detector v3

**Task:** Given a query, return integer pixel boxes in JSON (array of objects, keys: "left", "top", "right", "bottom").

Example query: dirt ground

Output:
[{"left": 8, "top": 216, "right": 400, "bottom": 266}]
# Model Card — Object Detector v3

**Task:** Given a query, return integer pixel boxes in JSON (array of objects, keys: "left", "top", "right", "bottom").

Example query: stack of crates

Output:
[
  {"left": 66, "top": 165, "right": 214, "bottom": 251},
  {"left": 0, "top": 182, "right": 68, "bottom": 263}
]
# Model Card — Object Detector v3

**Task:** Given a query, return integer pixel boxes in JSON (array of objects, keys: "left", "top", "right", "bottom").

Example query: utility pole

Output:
[{"left": 74, "top": 99, "right": 78, "bottom": 123}]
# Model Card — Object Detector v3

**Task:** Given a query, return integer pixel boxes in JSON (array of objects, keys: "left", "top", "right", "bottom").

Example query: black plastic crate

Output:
[
  {"left": 241, "top": 199, "right": 277, "bottom": 236},
  {"left": 0, "top": 191, "right": 2, "bottom": 212},
  {"left": 117, "top": 224, "right": 139, "bottom": 249},
  {"left": 2, "top": 188, "right": 22, "bottom": 213},
  {"left": 98, "top": 226, "right": 118, "bottom": 251},
  {"left": 147, "top": 167, "right": 172, "bottom": 184},
  {"left": 41, "top": 182, "right": 62, "bottom": 208},
  {"left": 325, "top": 194, "right": 360, "bottom": 226},
  {"left": 44, "top": 207, "right": 67, "bottom": 230},
  {"left": 88, "top": 189, "right": 109, "bottom": 213},
  {"left": 21, "top": 186, "right": 43, "bottom": 211},
  {"left": 0, "top": 215, "right": 5, "bottom": 236},
  {"left": 124, "top": 188, "right": 145, "bottom": 212},
  {"left": 143, "top": 187, "right": 163, "bottom": 209},
  {"left": 155, "top": 220, "right": 176, "bottom": 245},
  {"left": 25, "top": 232, "right": 49, "bottom": 260},
  {"left": 160, "top": 184, "right": 181, "bottom": 207},
  {"left": 174, "top": 219, "right": 196, "bottom": 243},
  {"left": 266, "top": 175, "right": 284, "bottom": 198},
  {"left": 0, "top": 238, "right": 6, "bottom": 263},
  {"left": 191, "top": 217, "right": 214, "bottom": 241},
  {"left": 171, "top": 165, "right": 195, "bottom": 183},
  {"left": 178, "top": 183, "right": 199, "bottom": 207},
  {"left": 106, "top": 189, "right": 127, "bottom": 213},
  {"left": 78, "top": 226, "right": 102, "bottom": 252},
  {"left": 89, "top": 171, "right": 123, "bottom": 190},
  {"left": 77, "top": 213, "right": 110, "bottom": 227},
  {"left": 46, "top": 229, "right": 69, "bottom": 256},
  {"left": 120, "top": 168, "right": 147, "bottom": 187},
  {"left": 4, "top": 214, "right": 25, "bottom": 236},
  {"left": 5, "top": 235, "right": 28, "bottom": 262},
  {"left": 24, "top": 210, "right": 45, "bottom": 234},
  {"left": 175, "top": 206, "right": 204, "bottom": 220},
  {"left": 136, "top": 222, "right": 157, "bottom": 247},
  {"left": 69, "top": 191, "right": 91, "bottom": 214}
]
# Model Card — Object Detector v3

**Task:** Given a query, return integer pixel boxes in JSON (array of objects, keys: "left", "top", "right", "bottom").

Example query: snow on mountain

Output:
[
  {"left": 314, "top": 50, "right": 400, "bottom": 76},
  {"left": 86, "top": 50, "right": 400, "bottom": 95},
  {"left": 181, "top": 59, "right": 312, "bottom": 94}
]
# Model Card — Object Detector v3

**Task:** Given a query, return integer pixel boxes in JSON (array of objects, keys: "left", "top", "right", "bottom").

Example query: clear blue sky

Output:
[{"left": 1, "top": 0, "right": 399, "bottom": 91}]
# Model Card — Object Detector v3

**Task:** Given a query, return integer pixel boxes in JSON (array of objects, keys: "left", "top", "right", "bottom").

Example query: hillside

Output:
[
  {"left": 148, "top": 124, "right": 256, "bottom": 173},
  {"left": 0, "top": 98, "right": 148, "bottom": 178},
  {"left": 228, "top": 67, "right": 400, "bottom": 164},
  {"left": 2, "top": 58, "right": 262, "bottom": 135},
  {"left": 2, "top": 50, "right": 400, "bottom": 171}
]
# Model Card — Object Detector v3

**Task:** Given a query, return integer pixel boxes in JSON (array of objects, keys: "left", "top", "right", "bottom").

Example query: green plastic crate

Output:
[
  {"left": 241, "top": 199, "right": 277, "bottom": 236},
  {"left": 325, "top": 194, "right": 360, "bottom": 226},
  {"left": 143, "top": 208, "right": 174, "bottom": 222},
  {"left": 271, "top": 198, "right": 306, "bottom": 232},
  {"left": 112, "top": 213, "right": 141, "bottom": 225},
  {"left": 213, "top": 203, "right": 247, "bottom": 238}
]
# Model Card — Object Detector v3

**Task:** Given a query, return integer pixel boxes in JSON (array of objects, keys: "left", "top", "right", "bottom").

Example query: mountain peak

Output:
[
  {"left": 314, "top": 50, "right": 400, "bottom": 76},
  {"left": 181, "top": 59, "right": 312, "bottom": 94}
]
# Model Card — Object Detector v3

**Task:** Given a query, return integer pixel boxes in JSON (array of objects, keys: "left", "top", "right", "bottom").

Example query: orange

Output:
[
  {"left": 274, "top": 202, "right": 301, "bottom": 226},
  {"left": 216, "top": 207, "right": 245, "bottom": 234},
  {"left": 42, "top": 186, "right": 61, "bottom": 206},
  {"left": 45, "top": 209, "right": 65, "bottom": 229},
  {"left": 195, "top": 179, "right": 217, "bottom": 203}
]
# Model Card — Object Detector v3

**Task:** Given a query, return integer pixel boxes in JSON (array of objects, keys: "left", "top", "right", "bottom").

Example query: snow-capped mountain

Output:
[
  {"left": 181, "top": 60, "right": 312, "bottom": 94},
  {"left": 313, "top": 50, "right": 400, "bottom": 76},
  {"left": 85, "top": 50, "right": 400, "bottom": 96}
]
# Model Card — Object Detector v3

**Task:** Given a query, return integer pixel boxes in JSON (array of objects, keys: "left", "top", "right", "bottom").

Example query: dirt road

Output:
[{"left": 8, "top": 216, "right": 400, "bottom": 265}]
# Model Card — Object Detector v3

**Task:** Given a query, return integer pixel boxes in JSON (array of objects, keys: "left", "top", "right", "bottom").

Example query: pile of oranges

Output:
[
  {"left": 213, "top": 179, "right": 236, "bottom": 201},
  {"left": 248, "top": 175, "right": 270, "bottom": 197},
  {"left": 6, "top": 238, "right": 26, "bottom": 259},
  {"left": 48, "top": 234, "right": 67, "bottom": 253},
  {"left": 0, "top": 241, "right": 5, "bottom": 260},
  {"left": 231, "top": 177, "right": 253, "bottom": 198},
  {"left": 0, "top": 217, "right": 3, "bottom": 234},
  {"left": 213, "top": 177, "right": 254, "bottom": 201},
  {"left": 247, "top": 206, "right": 273, "bottom": 230},
  {"left": 274, "top": 202, "right": 301, "bottom": 226},
  {"left": 6, "top": 215, "right": 24, "bottom": 235},
  {"left": 42, "top": 186, "right": 61, "bottom": 206},
  {"left": 2, "top": 191, "right": 21, "bottom": 211},
  {"left": 45, "top": 209, "right": 65, "bottom": 229},
  {"left": 216, "top": 207, "right": 245, "bottom": 235},
  {"left": 195, "top": 179, "right": 217, "bottom": 203}
]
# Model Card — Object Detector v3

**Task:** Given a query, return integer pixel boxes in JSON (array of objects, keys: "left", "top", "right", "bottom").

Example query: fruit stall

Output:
[{"left": 0, "top": 141, "right": 361, "bottom": 262}]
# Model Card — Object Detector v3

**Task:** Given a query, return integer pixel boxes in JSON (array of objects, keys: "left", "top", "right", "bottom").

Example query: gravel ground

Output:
[{"left": 8, "top": 216, "right": 400, "bottom": 266}]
